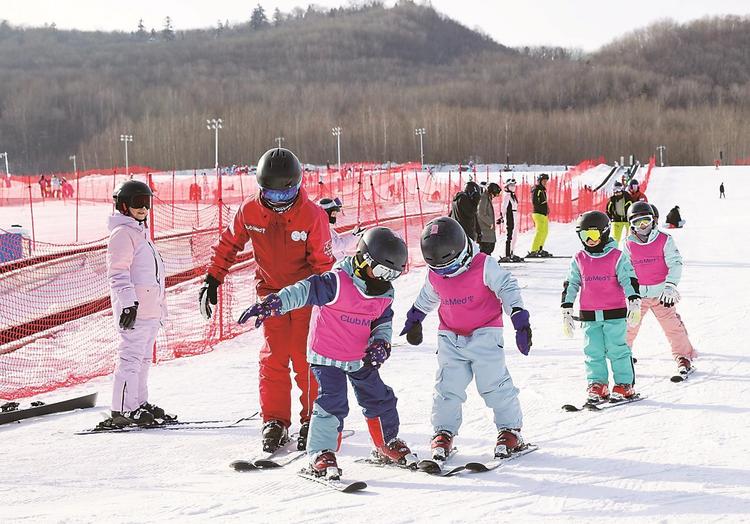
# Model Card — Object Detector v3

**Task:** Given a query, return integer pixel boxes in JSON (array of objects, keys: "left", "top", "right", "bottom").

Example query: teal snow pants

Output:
[{"left": 583, "top": 318, "right": 634, "bottom": 385}]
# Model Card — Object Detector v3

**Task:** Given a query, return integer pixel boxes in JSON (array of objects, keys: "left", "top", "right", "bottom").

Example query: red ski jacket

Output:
[{"left": 207, "top": 187, "right": 335, "bottom": 295}]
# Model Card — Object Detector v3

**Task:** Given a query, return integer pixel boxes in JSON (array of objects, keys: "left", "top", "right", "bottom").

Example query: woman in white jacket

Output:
[
  {"left": 105, "top": 180, "right": 171, "bottom": 427},
  {"left": 319, "top": 197, "right": 363, "bottom": 261}
]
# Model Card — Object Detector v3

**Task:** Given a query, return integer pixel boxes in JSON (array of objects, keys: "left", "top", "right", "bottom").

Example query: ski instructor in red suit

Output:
[{"left": 199, "top": 148, "right": 334, "bottom": 453}]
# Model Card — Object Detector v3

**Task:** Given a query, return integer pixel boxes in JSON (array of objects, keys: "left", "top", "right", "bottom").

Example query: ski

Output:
[
  {"left": 671, "top": 366, "right": 695, "bottom": 383},
  {"left": 463, "top": 444, "right": 539, "bottom": 473},
  {"left": 416, "top": 449, "right": 465, "bottom": 477},
  {"left": 562, "top": 394, "right": 645, "bottom": 412},
  {"left": 297, "top": 470, "right": 367, "bottom": 493},
  {"left": 76, "top": 414, "right": 260, "bottom": 435},
  {"left": 231, "top": 429, "right": 354, "bottom": 471},
  {"left": 354, "top": 450, "right": 419, "bottom": 471},
  {"left": 0, "top": 392, "right": 97, "bottom": 426}
]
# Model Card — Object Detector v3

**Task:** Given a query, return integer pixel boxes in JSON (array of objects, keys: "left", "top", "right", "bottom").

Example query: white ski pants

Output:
[{"left": 111, "top": 319, "right": 160, "bottom": 412}]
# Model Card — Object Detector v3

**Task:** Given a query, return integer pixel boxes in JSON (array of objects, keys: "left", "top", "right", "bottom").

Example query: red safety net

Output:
[{"left": 0, "top": 163, "right": 608, "bottom": 400}]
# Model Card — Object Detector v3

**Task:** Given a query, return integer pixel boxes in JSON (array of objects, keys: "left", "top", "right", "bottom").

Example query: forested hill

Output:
[{"left": 1, "top": 3, "right": 749, "bottom": 172}]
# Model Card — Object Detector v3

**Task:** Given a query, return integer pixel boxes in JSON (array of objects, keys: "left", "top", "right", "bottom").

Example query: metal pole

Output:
[
  {"left": 332, "top": 127, "right": 342, "bottom": 175},
  {"left": 70, "top": 155, "right": 78, "bottom": 242},
  {"left": 657, "top": 145, "right": 666, "bottom": 167},
  {"left": 1, "top": 152, "right": 9, "bottom": 178}
]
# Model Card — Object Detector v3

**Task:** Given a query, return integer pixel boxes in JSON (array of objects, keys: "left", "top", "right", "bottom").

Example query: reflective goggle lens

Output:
[
  {"left": 430, "top": 259, "right": 462, "bottom": 276},
  {"left": 629, "top": 216, "right": 653, "bottom": 229},
  {"left": 261, "top": 184, "right": 300, "bottom": 203},
  {"left": 578, "top": 229, "right": 601, "bottom": 242},
  {"left": 371, "top": 264, "right": 401, "bottom": 281},
  {"left": 130, "top": 194, "right": 151, "bottom": 209}
]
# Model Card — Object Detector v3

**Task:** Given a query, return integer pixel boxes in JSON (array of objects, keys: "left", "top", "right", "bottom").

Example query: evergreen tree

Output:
[
  {"left": 272, "top": 8, "right": 284, "bottom": 26},
  {"left": 162, "top": 16, "right": 175, "bottom": 40},
  {"left": 250, "top": 4, "right": 269, "bottom": 30},
  {"left": 136, "top": 19, "right": 147, "bottom": 39}
]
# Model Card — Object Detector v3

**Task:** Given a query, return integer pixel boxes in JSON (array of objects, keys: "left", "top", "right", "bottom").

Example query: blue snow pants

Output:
[
  {"left": 582, "top": 318, "right": 634, "bottom": 385},
  {"left": 432, "top": 327, "right": 522, "bottom": 436},
  {"left": 307, "top": 364, "right": 399, "bottom": 456}
]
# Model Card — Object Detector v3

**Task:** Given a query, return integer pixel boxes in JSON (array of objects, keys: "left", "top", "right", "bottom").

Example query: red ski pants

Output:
[{"left": 259, "top": 306, "right": 318, "bottom": 428}]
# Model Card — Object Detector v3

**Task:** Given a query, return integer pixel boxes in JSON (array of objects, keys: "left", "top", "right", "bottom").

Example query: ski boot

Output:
[
  {"left": 538, "top": 249, "right": 554, "bottom": 258},
  {"left": 140, "top": 402, "right": 177, "bottom": 424},
  {"left": 586, "top": 382, "right": 610, "bottom": 403},
  {"left": 676, "top": 356, "right": 692, "bottom": 375},
  {"left": 430, "top": 430, "right": 454, "bottom": 461},
  {"left": 498, "top": 256, "right": 513, "bottom": 263},
  {"left": 495, "top": 428, "right": 525, "bottom": 458},
  {"left": 510, "top": 254, "right": 525, "bottom": 262},
  {"left": 611, "top": 383, "right": 636, "bottom": 401},
  {"left": 111, "top": 406, "right": 154, "bottom": 427},
  {"left": 310, "top": 450, "right": 341, "bottom": 479},
  {"left": 297, "top": 421, "right": 310, "bottom": 451},
  {"left": 526, "top": 250, "right": 541, "bottom": 258},
  {"left": 375, "top": 437, "right": 418, "bottom": 468},
  {"left": 261, "top": 420, "right": 289, "bottom": 453}
]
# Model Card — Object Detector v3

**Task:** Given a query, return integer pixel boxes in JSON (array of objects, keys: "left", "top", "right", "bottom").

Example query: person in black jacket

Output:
[
  {"left": 665, "top": 206, "right": 685, "bottom": 228},
  {"left": 606, "top": 181, "right": 633, "bottom": 242},
  {"left": 450, "top": 181, "right": 481, "bottom": 241},
  {"left": 528, "top": 174, "right": 552, "bottom": 257}
]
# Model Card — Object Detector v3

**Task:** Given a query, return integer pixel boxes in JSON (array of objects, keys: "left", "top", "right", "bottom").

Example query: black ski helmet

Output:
[
  {"left": 355, "top": 227, "right": 408, "bottom": 278},
  {"left": 113, "top": 180, "right": 153, "bottom": 215},
  {"left": 627, "top": 201, "right": 654, "bottom": 222},
  {"left": 420, "top": 216, "right": 468, "bottom": 268},
  {"left": 487, "top": 182, "right": 501, "bottom": 196},
  {"left": 538, "top": 173, "right": 550, "bottom": 183},
  {"left": 576, "top": 210, "right": 611, "bottom": 248},
  {"left": 650, "top": 204, "right": 660, "bottom": 221},
  {"left": 256, "top": 148, "right": 302, "bottom": 190}
]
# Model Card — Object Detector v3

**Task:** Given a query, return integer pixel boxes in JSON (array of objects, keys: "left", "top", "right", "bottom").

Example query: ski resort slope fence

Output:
[{"left": 0, "top": 162, "right": 603, "bottom": 400}]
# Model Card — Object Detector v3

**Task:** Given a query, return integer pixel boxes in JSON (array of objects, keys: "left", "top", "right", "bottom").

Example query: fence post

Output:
[
  {"left": 217, "top": 168, "right": 224, "bottom": 340},
  {"left": 148, "top": 173, "right": 157, "bottom": 363},
  {"left": 414, "top": 171, "right": 425, "bottom": 229},
  {"left": 75, "top": 166, "right": 80, "bottom": 243},
  {"left": 400, "top": 171, "right": 409, "bottom": 272},
  {"left": 171, "top": 171, "right": 175, "bottom": 229},
  {"left": 27, "top": 178, "right": 36, "bottom": 253},
  {"left": 357, "top": 169, "right": 363, "bottom": 224},
  {"left": 369, "top": 175, "right": 379, "bottom": 225}
]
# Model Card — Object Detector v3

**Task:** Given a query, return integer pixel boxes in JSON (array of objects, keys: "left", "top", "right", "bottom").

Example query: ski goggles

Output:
[
  {"left": 629, "top": 216, "right": 653, "bottom": 229},
  {"left": 362, "top": 252, "right": 402, "bottom": 281},
  {"left": 129, "top": 194, "right": 152, "bottom": 209},
  {"left": 429, "top": 240, "right": 472, "bottom": 277},
  {"left": 320, "top": 197, "right": 343, "bottom": 211},
  {"left": 578, "top": 228, "right": 602, "bottom": 242},
  {"left": 260, "top": 183, "right": 300, "bottom": 204},
  {"left": 430, "top": 258, "right": 464, "bottom": 276}
]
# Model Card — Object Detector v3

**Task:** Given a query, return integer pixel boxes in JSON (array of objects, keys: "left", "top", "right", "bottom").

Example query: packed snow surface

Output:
[{"left": 2, "top": 166, "right": 749, "bottom": 523}]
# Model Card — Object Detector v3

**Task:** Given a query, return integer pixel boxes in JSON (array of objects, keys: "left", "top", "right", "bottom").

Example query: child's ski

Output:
[
  {"left": 297, "top": 469, "right": 367, "bottom": 493},
  {"left": 416, "top": 449, "right": 465, "bottom": 477},
  {"left": 671, "top": 366, "right": 696, "bottom": 383},
  {"left": 231, "top": 429, "right": 354, "bottom": 471},
  {"left": 462, "top": 444, "right": 538, "bottom": 473},
  {"left": 562, "top": 394, "right": 645, "bottom": 412},
  {"left": 1, "top": 392, "right": 98, "bottom": 425},
  {"left": 77, "top": 413, "right": 259, "bottom": 434},
  {"left": 354, "top": 449, "right": 418, "bottom": 470}
]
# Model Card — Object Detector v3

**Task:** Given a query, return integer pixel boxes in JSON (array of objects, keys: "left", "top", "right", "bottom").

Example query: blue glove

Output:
[
  {"left": 362, "top": 339, "right": 391, "bottom": 368},
  {"left": 238, "top": 294, "right": 282, "bottom": 328},
  {"left": 511, "top": 308, "right": 532, "bottom": 356}
]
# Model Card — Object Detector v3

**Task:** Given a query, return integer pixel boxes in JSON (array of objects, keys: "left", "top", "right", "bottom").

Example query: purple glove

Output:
[
  {"left": 399, "top": 306, "right": 427, "bottom": 336},
  {"left": 363, "top": 339, "right": 392, "bottom": 368},
  {"left": 511, "top": 308, "right": 532, "bottom": 356},
  {"left": 238, "top": 294, "right": 282, "bottom": 328}
]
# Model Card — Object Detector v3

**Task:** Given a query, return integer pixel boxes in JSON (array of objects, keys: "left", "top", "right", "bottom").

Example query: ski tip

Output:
[
  {"left": 230, "top": 460, "right": 257, "bottom": 472},
  {"left": 561, "top": 404, "right": 581, "bottom": 412},
  {"left": 253, "top": 460, "right": 282, "bottom": 469},
  {"left": 670, "top": 375, "right": 685, "bottom": 383},
  {"left": 342, "top": 481, "right": 368, "bottom": 493}
]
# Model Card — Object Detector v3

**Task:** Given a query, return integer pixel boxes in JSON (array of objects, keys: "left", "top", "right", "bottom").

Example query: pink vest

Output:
[
  {"left": 428, "top": 253, "right": 503, "bottom": 336},
  {"left": 627, "top": 232, "right": 669, "bottom": 285},
  {"left": 308, "top": 270, "right": 391, "bottom": 361},
  {"left": 575, "top": 249, "right": 626, "bottom": 311}
]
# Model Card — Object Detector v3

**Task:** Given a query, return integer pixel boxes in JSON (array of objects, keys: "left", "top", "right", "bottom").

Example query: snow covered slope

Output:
[{"left": 3, "top": 166, "right": 749, "bottom": 523}]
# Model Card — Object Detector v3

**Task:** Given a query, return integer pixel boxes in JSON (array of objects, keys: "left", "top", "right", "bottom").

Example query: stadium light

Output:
[
  {"left": 274, "top": 136, "right": 285, "bottom": 148},
  {"left": 206, "top": 118, "right": 223, "bottom": 174},
  {"left": 415, "top": 128, "right": 426, "bottom": 167},
  {"left": 119, "top": 134, "right": 133, "bottom": 177},
  {"left": 331, "top": 126, "right": 342, "bottom": 174},
  {"left": 657, "top": 145, "right": 666, "bottom": 167},
  {"left": 0, "top": 152, "right": 9, "bottom": 178}
]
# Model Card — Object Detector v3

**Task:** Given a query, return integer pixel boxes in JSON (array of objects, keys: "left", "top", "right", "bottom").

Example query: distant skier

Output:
[
  {"left": 400, "top": 216, "right": 532, "bottom": 460},
  {"left": 623, "top": 202, "right": 696, "bottom": 377},
  {"left": 665, "top": 206, "right": 685, "bottom": 228},
  {"left": 105, "top": 180, "right": 173, "bottom": 428},
  {"left": 561, "top": 211, "right": 641, "bottom": 403},
  {"left": 528, "top": 173, "right": 552, "bottom": 257},
  {"left": 498, "top": 178, "right": 523, "bottom": 262},
  {"left": 476, "top": 182, "right": 501, "bottom": 255},
  {"left": 239, "top": 227, "right": 416, "bottom": 479},
  {"left": 719, "top": 182, "right": 726, "bottom": 199},
  {"left": 450, "top": 181, "right": 481, "bottom": 241},
  {"left": 627, "top": 179, "right": 648, "bottom": 202},
  {"left": 318, "top": 197, "right": 362, "bottom": 261},
  {"left": 606, "top": 181, "right": 633, "bottom": 242}
]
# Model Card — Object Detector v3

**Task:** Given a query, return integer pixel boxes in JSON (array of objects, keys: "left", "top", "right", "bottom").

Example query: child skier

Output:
[
  {"left": 318, "top": 197, "right": 363, "bottom": 261},
  {"left": 238, "top": 227, "right": 416, "bottom": 479},
  {"left": 498, "top": 178, "right": 523, "bottom": 262},
  {"left": 105, "top": 180, "right": 173, "bottom": 428},
  {"left": 561, "top": 211, "right": 642, "bottom": 402},
  {"left": 623, "top": 202, "right": 697, "bottom": 377},
  {"left": 399, "top": 216, "right": 532, "bottom": 460}
]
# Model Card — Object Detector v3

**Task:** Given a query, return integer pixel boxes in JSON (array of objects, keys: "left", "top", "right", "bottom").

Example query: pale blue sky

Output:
[{"left": 2, "top": 0, "right": 748, "bottom": 51}]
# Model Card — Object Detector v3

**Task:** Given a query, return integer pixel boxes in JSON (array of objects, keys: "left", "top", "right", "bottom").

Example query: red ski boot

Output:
[
  {"left": 586, "top": 383, "right": 610, "bottom": 403},
  {"left": 310, "top": 450, "right": 341, "bottom": 479},
  {"left": 430, "top": 430, "right": 454, "bottom": 461},
  {"left": 376, "top": 438, "right": 418, "bottom": 468},
  {"left": 611, "top": 383, "right": 636, "bottom": 401},
  {"left": 495, "top": 428, "right": 525, "bottom": 458},
  {"left": 676, "top": 356, "right": 692, "bottom": 375}
]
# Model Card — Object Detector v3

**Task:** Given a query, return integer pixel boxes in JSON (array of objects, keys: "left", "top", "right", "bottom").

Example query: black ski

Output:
[
  {"left": 463, "top": 444, "right": 539, "bottom": 472},
  {"left": 76, "top": 413, "right": 260, "bottom": 435},
  {"left": 354, "top": 449, "right": 419, "bottom": 471},
  {"left": 0, "top": 392, "right": 97, "bottom": 425},
  {"left": 671, "top": 366, "right": 695, "bottom": 383},
  {"left": 231, "top": 429, "right": 354, "bottom": 471},
  {"left": 562, "top": 394, "right": 645, "bottom": 412},
  {"left": 297, "top": 470, "right": 367, "bottom": 493},
  {"left": 416, "top": 449, "right": 465, "bottom": 477}
]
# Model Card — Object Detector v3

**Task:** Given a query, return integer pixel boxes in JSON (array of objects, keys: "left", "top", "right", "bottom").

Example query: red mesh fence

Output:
[{"left": 1, "top": 163, "right": 609, "bottom": 400}]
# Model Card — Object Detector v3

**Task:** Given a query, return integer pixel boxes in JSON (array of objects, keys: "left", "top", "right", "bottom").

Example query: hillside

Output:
[{"left": 1, "top": 5, "right": 750, "bottom": 171}]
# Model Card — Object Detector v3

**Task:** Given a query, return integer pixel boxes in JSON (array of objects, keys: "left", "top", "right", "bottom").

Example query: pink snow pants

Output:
[
  {"left": 111, "top": 319, "right": 161, "bottom": 412},
  {"left": 626, "top": 298, "right": 696, "bottom": 360}
]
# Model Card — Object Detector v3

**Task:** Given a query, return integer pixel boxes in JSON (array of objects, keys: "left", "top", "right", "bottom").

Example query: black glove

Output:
[
  {"left": 119, "top": 302, "right": 139, "bottom": 330},
  {"left": 199, "top": 274, "right": 221, "bottom": 320},
  {"left": 405, "top": 322, "right": 423, "bottom": 346}
]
